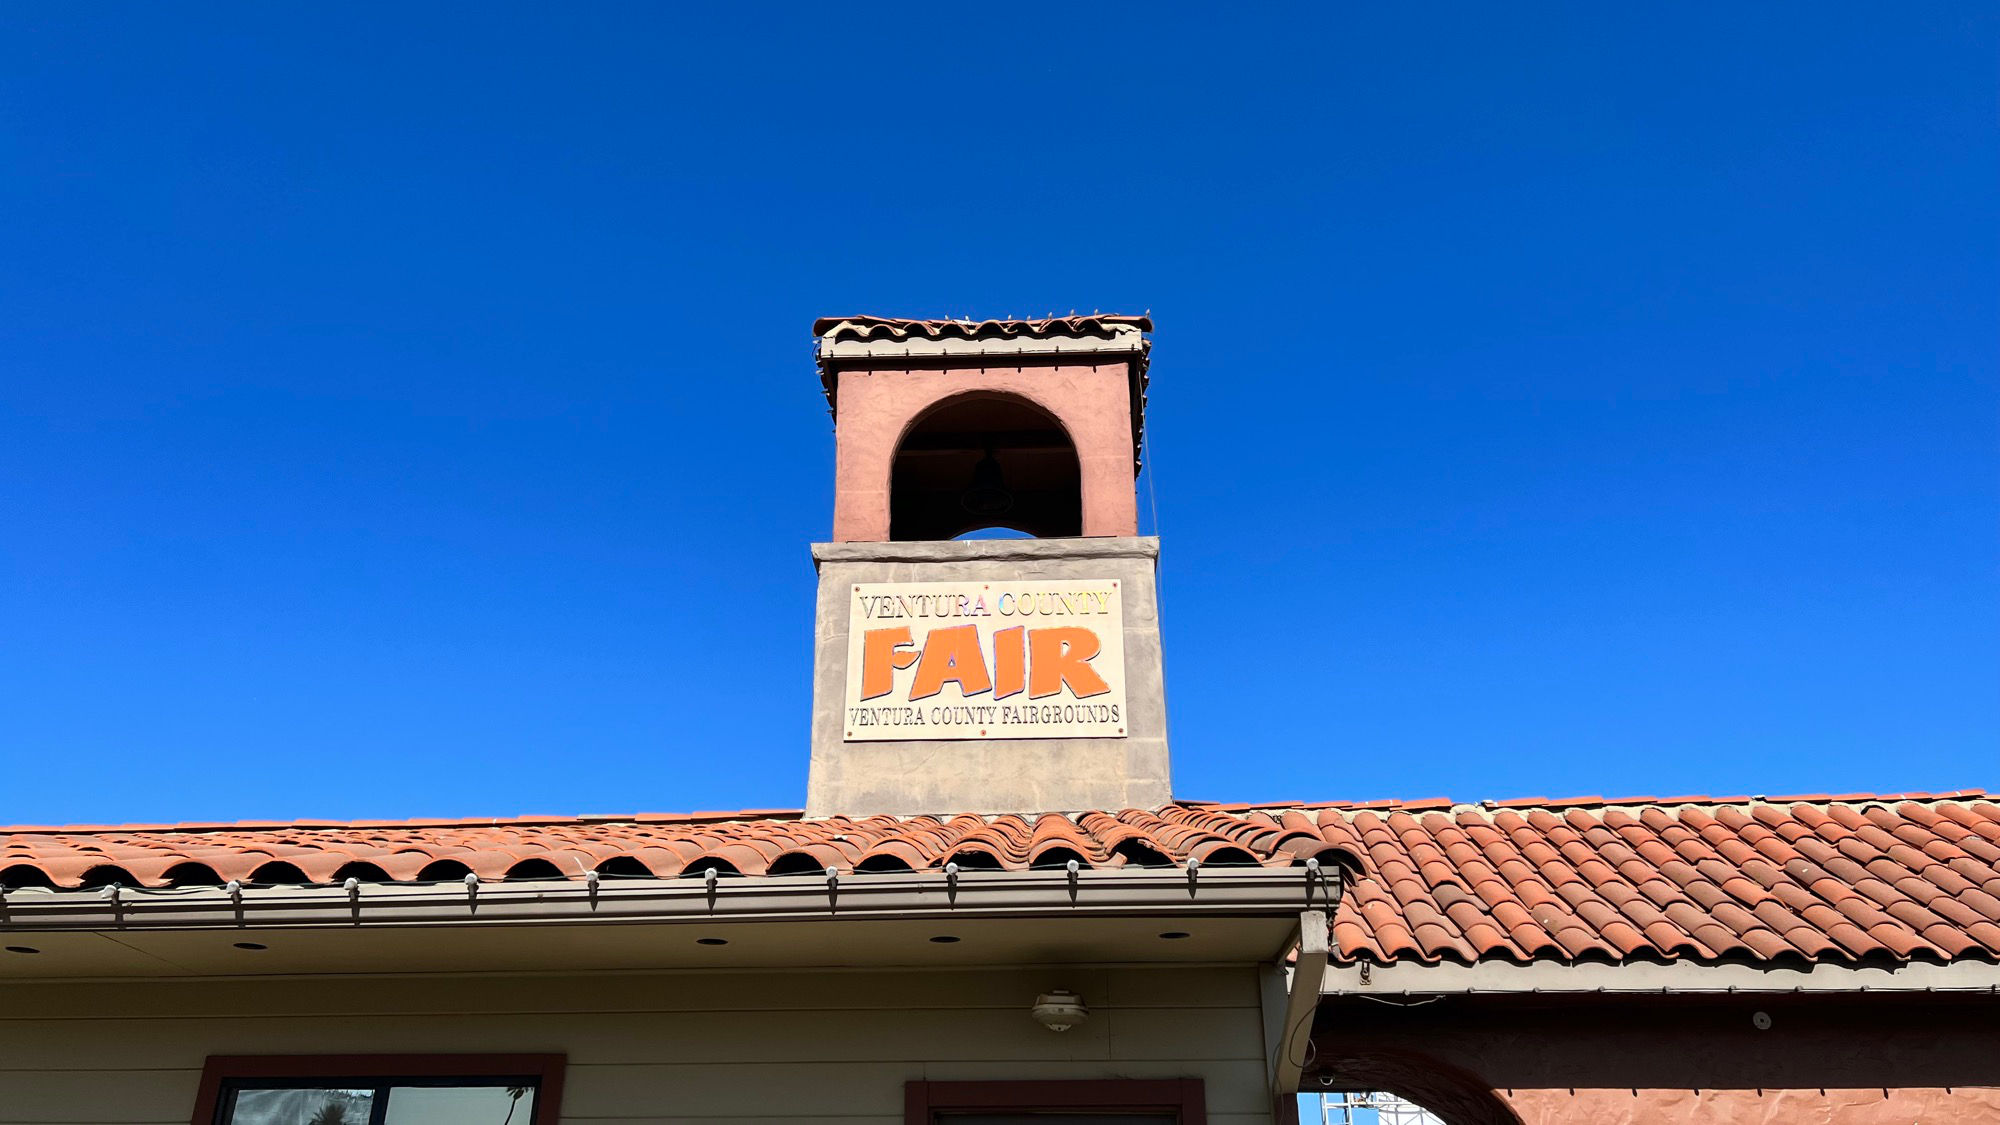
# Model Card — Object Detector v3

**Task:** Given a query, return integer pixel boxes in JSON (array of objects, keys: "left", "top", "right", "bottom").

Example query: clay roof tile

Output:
[{"left": 7, "top": 793, "right": 1994, "bottom": 968}]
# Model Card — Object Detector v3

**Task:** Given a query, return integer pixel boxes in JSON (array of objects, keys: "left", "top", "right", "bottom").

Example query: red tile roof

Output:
[
  {"left": 812, "top": 314, "right": 1153, "bottom": 341},
  {"left": 4, "top": 793, "right": 1995, "bottom": 967},
  {"left": 811, "top": 314, "right": 1155, "bottom": 468},
  {"left": 0, "top": 805, "right": 1328, "bottom": 890},
  {"left": 1310, "top": 792, "right": 2000, "bottom": 967}
]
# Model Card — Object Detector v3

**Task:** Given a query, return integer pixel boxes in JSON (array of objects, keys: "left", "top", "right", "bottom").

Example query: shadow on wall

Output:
[{"left": 1307, "top": 993, "right": 2000, "bottom": 1125}]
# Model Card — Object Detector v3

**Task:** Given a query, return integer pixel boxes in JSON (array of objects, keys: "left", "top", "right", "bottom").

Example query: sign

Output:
[{"left": 843, "top": 579, "right": 1127, "bottom": 741}]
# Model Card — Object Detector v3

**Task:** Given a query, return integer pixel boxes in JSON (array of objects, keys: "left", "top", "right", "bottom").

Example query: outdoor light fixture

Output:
[{"left": 1030, "top": 989, "right": 1088, "bottom": 1032}]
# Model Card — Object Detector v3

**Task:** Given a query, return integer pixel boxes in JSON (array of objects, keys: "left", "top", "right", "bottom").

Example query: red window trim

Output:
[
  {"left": 906, "top": 1079, "right": 1207, "bottom": 1124},
  {"left": 190, "top": 1053, "right": 566, "bottom": 1125}
]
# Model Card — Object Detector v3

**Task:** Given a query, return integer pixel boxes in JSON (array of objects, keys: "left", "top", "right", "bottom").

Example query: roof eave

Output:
[
  {"left": 0, "top": 865, "right": 1338, "bottom": 934},
  {"left": 1321, "top": 956, "right": 2000, "bottom": 996},
  {"left": 810, "top": 318, "right": 1153, "bottom": 472}
]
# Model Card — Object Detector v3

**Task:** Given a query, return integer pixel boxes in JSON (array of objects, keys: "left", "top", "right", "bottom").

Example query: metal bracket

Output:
[{"left": 1268, "top": 908, "right": 1329, "bottom": 1117}]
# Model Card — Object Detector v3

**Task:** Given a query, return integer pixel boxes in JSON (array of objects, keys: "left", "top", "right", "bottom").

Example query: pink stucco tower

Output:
[
  {"left": 805, "top": 315, "right": 1172, "bottom": 817},
  {"left": 815, "top": 315, "right": 1150, "bottom": 543}
]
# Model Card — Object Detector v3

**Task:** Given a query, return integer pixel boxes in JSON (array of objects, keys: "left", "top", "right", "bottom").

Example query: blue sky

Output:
[{"left": 2, "top": 4, "right": 1994, "bottom": 825}]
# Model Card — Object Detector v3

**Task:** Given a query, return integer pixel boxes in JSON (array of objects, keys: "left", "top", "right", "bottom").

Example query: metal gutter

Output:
[
  {"left": 0, "top": 865, "right": 1333, "bottom": 933},
  {"left": 1322, "top": 957, "right": 2000, "bottom": 996}
]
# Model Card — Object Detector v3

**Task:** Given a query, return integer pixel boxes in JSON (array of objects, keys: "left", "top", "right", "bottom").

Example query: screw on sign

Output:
[{"left": 844, "top": 580, "right": 1127, "bottom": 741}]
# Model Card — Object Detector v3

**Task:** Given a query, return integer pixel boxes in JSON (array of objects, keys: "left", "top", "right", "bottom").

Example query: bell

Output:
[{"left": 959, "top": 450, "right": 1015, "bottom": 516}]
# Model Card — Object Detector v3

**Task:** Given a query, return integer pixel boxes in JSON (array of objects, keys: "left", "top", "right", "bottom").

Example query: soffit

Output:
[{"left": 0, "top": 913, "right": 1296, "bottom": 980}]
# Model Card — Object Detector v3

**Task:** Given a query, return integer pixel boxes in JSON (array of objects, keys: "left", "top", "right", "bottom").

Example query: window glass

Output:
[
  {"left": 220, "top": 1082, "right": 535, "bottom": 1125},
  {"left": 225, "top": 1088, "right": 375, "bottom": 1125},
  {"left": 384, "top": 1085, "right": 535, "bottom": 1124}
]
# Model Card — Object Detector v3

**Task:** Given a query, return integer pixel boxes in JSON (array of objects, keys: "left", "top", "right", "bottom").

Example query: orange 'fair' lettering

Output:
[
  {"left": 859, "top": 626, "right": 918, "bottom": 700},
  {"left": 907, "top": 624, "right": 993, "bottom": 700},
  {"left": 1029, "top": 627, "right": 1110, "bottom": 699},
  {"left": 992, "top": 625, "right": 1026, "bottom": 700}
]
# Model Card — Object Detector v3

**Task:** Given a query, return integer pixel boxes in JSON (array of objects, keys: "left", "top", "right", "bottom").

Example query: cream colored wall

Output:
[{"left": 0, "top": 966, "right": 1275, "bottom": 1125}]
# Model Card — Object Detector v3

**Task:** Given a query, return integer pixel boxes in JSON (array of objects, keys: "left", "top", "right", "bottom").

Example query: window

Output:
[
  {"left": 191, "top": 1055, "right": 563, "bottom": 1125},
  {"left": 907, "top": 1080, "right": 1206, "bottom": 1125}
]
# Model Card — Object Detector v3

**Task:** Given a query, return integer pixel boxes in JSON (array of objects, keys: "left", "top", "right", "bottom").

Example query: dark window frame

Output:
[
  {"left": 190, "top": 1054, "right": 565, "bottom": 1125},
  {"left": 906, "top": 1079, "right": 1207, "bottom": 1125}
]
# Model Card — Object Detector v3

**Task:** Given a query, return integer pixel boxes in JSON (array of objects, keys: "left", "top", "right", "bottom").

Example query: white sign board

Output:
[{"left": 843, "top": 579, "right": 1127, "bottom": 741}]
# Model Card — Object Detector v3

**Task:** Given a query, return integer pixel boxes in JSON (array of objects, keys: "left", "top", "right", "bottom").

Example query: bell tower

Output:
[{"left": 805, "top": 315, "right": 1173, "bottom": 817}]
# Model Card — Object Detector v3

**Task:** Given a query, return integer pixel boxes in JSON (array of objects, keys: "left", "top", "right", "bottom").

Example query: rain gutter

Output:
[
  {"left": 1321, "top": 957, "right": 2000, "bottom": 996},
  {"left": 0, "top": 864, "right": 1336, "bottom": 934}
]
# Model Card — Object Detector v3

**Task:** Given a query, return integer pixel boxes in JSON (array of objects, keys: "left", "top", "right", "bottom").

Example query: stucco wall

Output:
[
  {"left": 0, "top": 965, "right": 1272, "bottom": 1125},
  {"left": 805, "top": 537, "right": 1173, "bottom": 817},
  {"left": 1499, "top": 1085, "right": 2000, "bottom": 1124},
  {"left": 830, "top": 364, "right": 1139, "bottom": 543},
  {"left": 1310, "top": 992, "right": 2000, "bottom": 1125}
]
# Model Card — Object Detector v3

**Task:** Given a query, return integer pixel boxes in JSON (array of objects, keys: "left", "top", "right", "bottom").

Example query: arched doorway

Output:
[
  {"left": 889, "top": 392, "right": 1082, "bottom": 541},
  {"left": 1307, "top": 1049, "right": 1522, "bottom": 1125}
]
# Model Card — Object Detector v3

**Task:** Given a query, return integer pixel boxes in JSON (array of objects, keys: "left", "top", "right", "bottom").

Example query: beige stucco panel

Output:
[
  {"left": 807, "top": 538, "right": 1172, "bottom": 817},
  {"left": 0, "top": 966, "right": 1268, "bottom": 1125}
]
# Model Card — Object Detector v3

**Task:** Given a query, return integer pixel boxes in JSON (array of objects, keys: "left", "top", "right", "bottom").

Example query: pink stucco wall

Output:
[
  {"left": 830, "top": 363, "right": 1138, "bottom": 541},
  {"left": 1310, "top": 993, "right": 2000, "bottom": 1125},
  {"left": 1501, "top": 1085, "right": 2000, "bottom": 1124}
]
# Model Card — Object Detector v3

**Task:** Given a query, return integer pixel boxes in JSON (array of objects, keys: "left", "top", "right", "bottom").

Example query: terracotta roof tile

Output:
[
  {"left": 1, "top": 795, "right": 1994, "bottom": 966},
  {"left": 812, "top": 314, "right": 1153, "bottom": 342},
  {"left": 811, "top": 314, "right": 1156, "bottom": 467}
]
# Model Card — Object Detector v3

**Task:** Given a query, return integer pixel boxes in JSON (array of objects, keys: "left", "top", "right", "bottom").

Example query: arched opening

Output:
[
  {"left": 891, "top": 393, "right": 1081, "bottom": 541},
  {"left": 247, "top": 861, "right": 311, "bottom": 886},
  {"left": 953, "top": 526, "right": 1037, "bottom": 541},
  {"left": 415, "top": 859, "right": 474, "bottom": 883},
  {"left": 767, "top": 851, "right": 829, "bottom": 876},
  {"left": 503, "top": 858, "right": 566, "bottom": 881},
  {"left": 0, "top": 865, "right": 55, "bottom": 890},
  {"left": 854, "top": 853, "right": 916, "bottom": 874},
  {"left": 1029, "top": 846, "right": 1091, "bottom": 871},
  {"left": 1307, "top": 1047, "right": 1523, "bottom": 1125},
  {"left": 942, "top": 849, "right": 1004, "bottom": 871},
  {"left": 1303, "top": 1090, "right": 1459, "bottom": 1124},
  {"left": 331, "top": 861, "right": 393, "bottom": 884},
  {"left": 78, "top": 865, "right": 139, "bottom": 889},
  {"left": 1111, "top": 839, "right": 1175, "bottom": 868},
  {"left": 162, "top": 862, "right": 224, "bottom": 887},
  {"left": 595, "top": 855, "right": 656, "bottom": 879}
]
